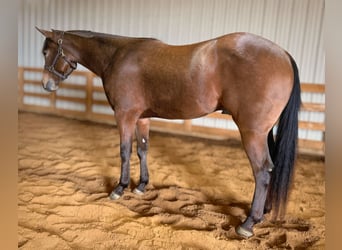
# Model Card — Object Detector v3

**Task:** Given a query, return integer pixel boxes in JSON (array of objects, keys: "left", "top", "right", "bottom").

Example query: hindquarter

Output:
[{"left": 217, "top": 33, "right": 294, "bottom": 132}]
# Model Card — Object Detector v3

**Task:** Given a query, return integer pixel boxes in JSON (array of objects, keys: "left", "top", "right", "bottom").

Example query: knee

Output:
[{"left": 120, "top": 144, "right": 132, "bottom": 161}]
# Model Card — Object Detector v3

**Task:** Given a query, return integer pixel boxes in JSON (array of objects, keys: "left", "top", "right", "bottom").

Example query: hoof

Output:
[
  {"left": 236, "top": 225, "right": 254, "bottom": 239},
  {"left": 133, "top": 188, "right": 144, "bottom": 195},
  {"left": 109, "top": 192, "right": 121, "bottom": 200}
]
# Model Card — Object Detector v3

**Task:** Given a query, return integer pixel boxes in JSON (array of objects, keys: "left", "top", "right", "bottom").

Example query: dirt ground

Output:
[{"left": 18, "top": 112, "right": 325, "bottom": 249}]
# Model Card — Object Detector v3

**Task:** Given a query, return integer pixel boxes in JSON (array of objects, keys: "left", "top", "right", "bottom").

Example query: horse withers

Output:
[{"left": 36, "top": 27, "right": 301, "bottom": 238}]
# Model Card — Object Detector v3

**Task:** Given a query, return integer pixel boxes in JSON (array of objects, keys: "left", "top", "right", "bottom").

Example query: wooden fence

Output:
[{"left": 18, "top": 67, "right": 325, "bottom": 156}]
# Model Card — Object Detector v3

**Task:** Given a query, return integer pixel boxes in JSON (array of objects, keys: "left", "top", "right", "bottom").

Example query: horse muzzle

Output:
[{"left": 42, "top": 79, "right": 59, "bottom": 92}]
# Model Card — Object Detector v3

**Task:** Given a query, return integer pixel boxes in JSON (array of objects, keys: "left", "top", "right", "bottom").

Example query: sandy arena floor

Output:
[{"left": 18, "top": 112, "right": 325, "bottom": 249}]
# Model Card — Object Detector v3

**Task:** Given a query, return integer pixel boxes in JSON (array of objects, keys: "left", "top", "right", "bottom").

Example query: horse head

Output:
[{"left": 36, "top": 27, "right": 77, "bottom": 92}]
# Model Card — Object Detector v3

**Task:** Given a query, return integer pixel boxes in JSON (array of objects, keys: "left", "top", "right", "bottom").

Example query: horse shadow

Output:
[
  {"left": 95, "top": 177, "right": 317, "bottom": 247},
  {"left": 102, "top": 179, "right": 317, "bottom": 246},
  {"left": 101, "top": 179, "right": 249, "bottom": 238}
]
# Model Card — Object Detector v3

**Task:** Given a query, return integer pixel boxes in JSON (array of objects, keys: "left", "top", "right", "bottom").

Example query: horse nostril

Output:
[{"left": 42, "top": 79, "right": 59, "bottom": 92}]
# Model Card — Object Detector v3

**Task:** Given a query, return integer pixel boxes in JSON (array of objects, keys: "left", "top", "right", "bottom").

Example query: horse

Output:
[{"left": 36, "top": 27, "right": 301, "bottom": 238}]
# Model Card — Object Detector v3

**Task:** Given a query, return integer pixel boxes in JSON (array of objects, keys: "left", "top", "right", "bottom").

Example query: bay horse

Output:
[{"left": 36, "top": 27, "right": 301, "bottom": 238}]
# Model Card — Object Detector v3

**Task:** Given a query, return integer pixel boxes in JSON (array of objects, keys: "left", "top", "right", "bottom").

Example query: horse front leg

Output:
[
  {"left": 236, "top": 130, "right": 274, "bottom": 238},
  {"left": 109, "top": 112, "right": 137, "bottom": 200},
  {"left": 133, "top": 118, "right": 150, "bottom": 195}
]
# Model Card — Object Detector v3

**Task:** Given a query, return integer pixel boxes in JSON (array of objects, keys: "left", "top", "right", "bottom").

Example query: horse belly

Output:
[{"left": 148, "top": 79, "right": 220, "bottom": 120}]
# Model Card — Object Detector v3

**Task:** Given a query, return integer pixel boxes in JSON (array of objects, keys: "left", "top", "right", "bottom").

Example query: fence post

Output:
[
  {"left": 51, "top": 91, "right": 57, "bottom": 113},
  {"left": 18, "top": 67, "right": 24, "bottom": 109},
  {"left": 86, "top": 71, "right": 94, "bottom": 119},
  {"left": 184, "top": 120, "right": 192, "bottom": 132}
]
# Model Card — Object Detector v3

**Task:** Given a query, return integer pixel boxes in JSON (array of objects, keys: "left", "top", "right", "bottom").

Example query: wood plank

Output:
[
  {"left": 19, "top": 104, "right": 53, "bottom": 113},
  {"left": 206, "top": 112, "right": 233, "bottom": 120},
  {"left": 301, "top": 103, "right": 325, "bottom": 112},
  {"left": 299, "top": 121, "right": 325, "bottom": 131},
  {"left": 88, "top": 112, "right": 116, "bottom": 125},
  {"left": 298, "top": 139, "right": 324, "bottom": 152},
  {"left": 54, "top": 108, "right": 87, "bottom": 117},
  {"left": 150, "top": 120, "right": 186, "bottom": 131},
  {"left": 298, "top": 147, "right": 324, "bottom": 157},
  {"left": 92, "top": 99, "right": 110, "bottom": 106},
  {"left": 55, "top": 95, "right": 86, "bottom": 104},
  {"left": 191, "top": 125, "right": 240, "bottom": 139},
  {"left": 22, "top": 67, "right": 44, "bottom": 72},
  {"left": 301, "top": 83, "right": 325, "bottom": 93},
  {"left": 22, "top": 67, "right": 92, "bottom": 76},
  {"left": 92, "top": 86, "right": 105, "bottom": 92},
  {"left": 23, "top": 92, "right": 50, "bottom": 98},
  {"left": 22, "top": 79, "right": 87, "bottom": 91},
  {"left": 23, "top": 80, "right": 42, "bottom": 85},
  {"left": 67, "top": 70, "right": 93, "bottom": 76},
  {"left": 58, "top": 83, "right": 87, "bottom": 90}
]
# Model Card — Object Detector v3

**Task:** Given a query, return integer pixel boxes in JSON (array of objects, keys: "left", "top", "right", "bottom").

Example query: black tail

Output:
[{"left": 268, "top": 54, "right": 301, "bottom": 219}]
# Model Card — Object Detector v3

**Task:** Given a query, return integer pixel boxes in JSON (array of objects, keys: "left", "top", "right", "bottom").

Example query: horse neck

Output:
[{"left": 63, "top": 32, "right": 124, "bottom": 77}]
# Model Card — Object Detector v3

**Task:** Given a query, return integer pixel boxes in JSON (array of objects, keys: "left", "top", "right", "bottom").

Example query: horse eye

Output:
[{"left": 43, "top": 50, "right": 47, "bottom": 56}]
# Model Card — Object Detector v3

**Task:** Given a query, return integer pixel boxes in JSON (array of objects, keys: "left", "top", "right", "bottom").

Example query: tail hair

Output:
[{"left": 268, "top": 54, "right": 301, "bottom": 219}]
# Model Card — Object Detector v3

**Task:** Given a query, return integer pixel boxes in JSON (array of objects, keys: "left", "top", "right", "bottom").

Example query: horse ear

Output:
[
  {"left": 35, "top": 27, "right": 53, "bottom": 38},
  {"left": 51, "top": 28, "right": 64, "bottom": 34}
]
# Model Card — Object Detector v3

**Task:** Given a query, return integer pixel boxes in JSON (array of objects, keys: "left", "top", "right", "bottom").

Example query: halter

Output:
[{"left": 45, "top": 32, "right": 77, "bottom": 80}]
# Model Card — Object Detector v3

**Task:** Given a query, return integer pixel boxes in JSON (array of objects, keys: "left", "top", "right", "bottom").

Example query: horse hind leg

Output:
[
  {"left": 133, "top": 118, "right": 150, "bottom": 195},
  {"left": 264, "top": 128, "right": 276, "bottom": 214},
  {"left": 235, "top": 129, "right": 274, "bottom": 238}
]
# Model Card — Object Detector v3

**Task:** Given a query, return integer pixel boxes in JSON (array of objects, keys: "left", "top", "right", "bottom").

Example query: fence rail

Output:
[{"left": 18, "top": 67, "right": 325, "bottom": 156}]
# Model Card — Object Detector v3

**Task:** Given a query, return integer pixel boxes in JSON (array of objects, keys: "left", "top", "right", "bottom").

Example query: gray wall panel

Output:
[{"left": 19, "top": 0, "right": 324, "bottom": 83}]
